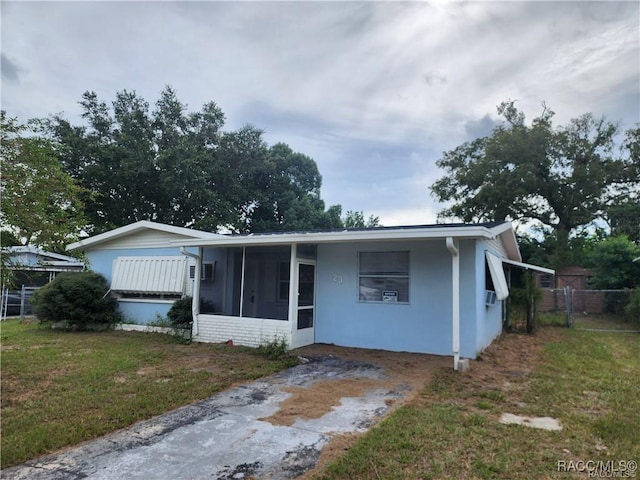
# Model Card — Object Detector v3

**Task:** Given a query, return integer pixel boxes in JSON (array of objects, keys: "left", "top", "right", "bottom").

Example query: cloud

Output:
[
  {"left": 1, "top": 1, "right": 638, "bottom": 227},
  {"left": 1, "top": 53, "right": 22, "bottom": 83}
]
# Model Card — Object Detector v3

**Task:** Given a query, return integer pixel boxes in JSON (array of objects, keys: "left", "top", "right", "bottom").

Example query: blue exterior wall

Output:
[
  {"left": 315, "top": 239, "right": 480, "bottom": 357},
  {"left": 85, "top": 247, "right": 197, "bottom": 325},
  {"left": 116, "top": 300, "right": 174, "bottom": 325},
  {"left": 85, "top": 247, "right": 195, "bottom": 284}
]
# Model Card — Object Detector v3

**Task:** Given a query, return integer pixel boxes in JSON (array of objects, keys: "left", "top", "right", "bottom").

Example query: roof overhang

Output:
[
  {"left": 66, "top": 220, "right": 222, "bottom": 252},
  {"left": 173, "top": 222, "right": 522, "bottom": 261}
]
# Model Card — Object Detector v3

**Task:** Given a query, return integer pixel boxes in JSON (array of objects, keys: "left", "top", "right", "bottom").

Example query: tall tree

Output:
[
  {"left": 47, "top": 87, "right": 342, "bottom": 234},
  {"left": 431, "top": 101, "right": 637, "bottom": 268},
  {"left": 1, "top": 111, "right": 86, "bottom": 251},
  {"left": 239, "top": 141, "right": 343, "bottom": 232}
]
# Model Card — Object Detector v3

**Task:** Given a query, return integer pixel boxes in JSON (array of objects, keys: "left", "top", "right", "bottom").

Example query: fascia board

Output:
[
  {"left": 173, "top": 226, "right": 498, "bottom": 248},
  {"left": 66, "top": 221, "right": 220, "bottom": 251}
]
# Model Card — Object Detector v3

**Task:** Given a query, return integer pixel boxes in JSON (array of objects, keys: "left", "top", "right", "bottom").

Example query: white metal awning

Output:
[
  {"left": 500, "top": 258, "right": 555, "bottom": 275},
  {"left": 111, "top": 256, "right": 187, "bottom": 294},
  {"left": 485, "top": 252, "right": 510, "bottom": 300}
]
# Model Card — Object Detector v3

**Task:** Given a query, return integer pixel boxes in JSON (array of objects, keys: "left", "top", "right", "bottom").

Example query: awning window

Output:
[
  {"left": 111, "top": 256, "right": 187, "bottom": 294},
  {"left": 485, "top": 252, "right": 509, "bottom": 301}
]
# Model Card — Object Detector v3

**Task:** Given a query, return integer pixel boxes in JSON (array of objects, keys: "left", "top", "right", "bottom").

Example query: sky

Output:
[{"left": 2, "top": 1, "right": 639, "bottom": 227}]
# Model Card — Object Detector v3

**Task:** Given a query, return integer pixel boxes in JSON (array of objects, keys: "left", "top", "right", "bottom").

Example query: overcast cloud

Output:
[{"left": 2, "top": 1, "right": 638, "bottom": 226}]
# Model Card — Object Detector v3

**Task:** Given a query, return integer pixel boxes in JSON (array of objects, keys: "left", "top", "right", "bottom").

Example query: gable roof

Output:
[
  {"left": 66, "top": 221, "right": 222, "bottom": 252},
  {"left": 174, "top": 221, "right": 523, "bottom": 262},
  {"left": 4, "top": 246, "right": 85, "bottom": 268}
]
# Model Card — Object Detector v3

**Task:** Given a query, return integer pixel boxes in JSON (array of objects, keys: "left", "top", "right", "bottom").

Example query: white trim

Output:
[
  {"left": 117, "top": 298, "right": 176, "bottom": 304},
  {"left": 485, "top": 252, "right": 510, "bottom": 301},
  {"left": 66, "top": 220, "right": 221, "bottom": 251},
  {"left": 173, "top": 223, "right": 519, "bottom": 256},
  {"left": 501, "top": 258, "right": 555, "bottom": 275}
]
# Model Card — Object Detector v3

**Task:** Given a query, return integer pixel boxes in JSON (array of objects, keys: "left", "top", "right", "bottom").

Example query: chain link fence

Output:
[
  {"left": 1, "top": 286, "right": 39, "bottom": 321},
  {"left": 539, "top": 288, "right": 639, "bottom": 332}
]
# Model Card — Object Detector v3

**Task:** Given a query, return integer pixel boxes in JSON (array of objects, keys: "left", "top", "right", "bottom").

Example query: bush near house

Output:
[
  {"left": 31, "top": 271, "right": 120, "bottom": 330},
  {"left": 167, "top": 296, "right": 193, "bottom": 328}
]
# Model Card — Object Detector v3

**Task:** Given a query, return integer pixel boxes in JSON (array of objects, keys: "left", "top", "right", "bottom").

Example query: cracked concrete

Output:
[{"left": 2, "top": 355, "right": 408, "bottom": 480}]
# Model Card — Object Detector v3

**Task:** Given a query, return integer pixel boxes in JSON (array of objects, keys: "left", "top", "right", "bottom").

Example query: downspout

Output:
[
  {"left": 180, "top": 246, "right": 200, "bottom": 336},
  {"left": 446, "top": 237, "right": 460, "bottom": 371}
]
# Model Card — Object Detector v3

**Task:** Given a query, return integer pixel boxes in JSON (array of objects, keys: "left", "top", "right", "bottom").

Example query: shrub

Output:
[
  {"left": 31, "top": 272, "right": 120, "bottom": 330},
  {"left": 167, "top": 297, "right": 193, "bottom": 328}
]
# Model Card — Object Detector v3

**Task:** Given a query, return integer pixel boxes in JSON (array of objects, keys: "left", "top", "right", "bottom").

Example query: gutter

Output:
[
  {"left": 180, "top": 246, "right": 200, "bottom": 336},
  {"left": 446, "top": 237, "right": 461, "bottom": 371}
]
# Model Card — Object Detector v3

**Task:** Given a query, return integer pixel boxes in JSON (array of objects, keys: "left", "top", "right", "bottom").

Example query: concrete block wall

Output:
[{"left": 194, "top": 315, "right": 291, "bottom": 348}]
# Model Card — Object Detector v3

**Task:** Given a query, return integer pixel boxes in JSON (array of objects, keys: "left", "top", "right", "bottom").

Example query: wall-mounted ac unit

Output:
[{"left": 485, "top": 290, "right": 497, "bottom": 307}]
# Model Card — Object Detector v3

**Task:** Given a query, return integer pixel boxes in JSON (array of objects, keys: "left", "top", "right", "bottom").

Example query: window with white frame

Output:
[{"left": 358, "top": 251, "right": 409, "bottom": 303}]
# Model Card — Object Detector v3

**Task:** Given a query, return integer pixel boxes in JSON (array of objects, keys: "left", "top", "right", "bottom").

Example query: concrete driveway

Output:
[{"left": 2, "top": 348, "right": 447, "bottom": 480}]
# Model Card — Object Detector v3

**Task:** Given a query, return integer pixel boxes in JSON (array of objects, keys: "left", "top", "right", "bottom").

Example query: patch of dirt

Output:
[
  {"left": 261, "top": 378, "right": 391, "bottom": 426},
  {"left": 294, "top": 333, "right": 551, "bottom": 478},
  {"left": 281, "top": 344, "right": 451, "bottom": 477}
]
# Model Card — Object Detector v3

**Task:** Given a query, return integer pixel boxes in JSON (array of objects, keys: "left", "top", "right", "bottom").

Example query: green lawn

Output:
[
  {"left": 312, "top": 319, "right": 640, "bottom": 479},
  {"left": 0, "top": 319, "right": 297, "bottom": 468}
]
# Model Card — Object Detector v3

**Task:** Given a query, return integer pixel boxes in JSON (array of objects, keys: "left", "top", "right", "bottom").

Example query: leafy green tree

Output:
[
  {"left": 343, "top": 210, "right": 381, "bottom": 228},
  {"left": 431, "top": 101, "right": 637, "bottom": 269},
  {"left": 48, "top": 87, "right": 341, "bottom": 234},
  {"left": 1, "top": 111, "right": 86, "bottom": 251},
  {"left": 49, "top": 87, "right": 231, "bottom": 233},
  {"left": 586, "top": 236, "right": 640, "bottom": 289},
  {"left": 229, "top": 140, "right": 343, "bottom": 233}
]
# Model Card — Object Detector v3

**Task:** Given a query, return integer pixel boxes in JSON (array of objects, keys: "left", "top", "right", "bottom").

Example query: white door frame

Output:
[{"left": 290, "top": 258, "right": 316, "bottom": 349}]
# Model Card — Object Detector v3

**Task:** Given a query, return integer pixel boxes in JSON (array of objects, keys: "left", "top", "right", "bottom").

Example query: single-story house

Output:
[
  {"left": 173, "top": 221, "right": 553, "bottom": 370},
  {"left": 3, "top": 246, "right": 85, "bottom": 287},
  {"left": 67, "top": 220, "right": 553, "bottom": 370},
  {"left": 66, "top": 221, "right": 222, "bottom": 324}
]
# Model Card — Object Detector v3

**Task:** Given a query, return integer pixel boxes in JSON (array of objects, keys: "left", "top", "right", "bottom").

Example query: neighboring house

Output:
[
  {"left": 172, "top": 221, "right": 553, "bottom": 370},
  {"left": 3, "top": 246, "right": 85, "bottom": 287},
  {"left": 66, "top": 221, "right": 222, "bottom": 325},
  {"left": 1, "top": 246, "right": 85, "bottom": 316}
]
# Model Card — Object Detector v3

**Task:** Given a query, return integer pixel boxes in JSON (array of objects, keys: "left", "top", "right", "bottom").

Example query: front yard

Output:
[
  {"left": 0, "top": 319, "right": 297, "bottom": 468},
  {"left": 310, "top": 317, "right": 640, "bottom": 479},
  {"left": 2, "top": 316, "right": 638, "bottom": 478}
]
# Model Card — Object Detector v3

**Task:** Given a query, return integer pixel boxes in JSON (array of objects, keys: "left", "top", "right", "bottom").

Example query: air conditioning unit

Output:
[{"left": 485, "top": 290, "right": 497, "bottom": 307}]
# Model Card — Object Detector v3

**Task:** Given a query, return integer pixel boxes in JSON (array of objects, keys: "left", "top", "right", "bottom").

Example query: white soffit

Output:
[
  {"left": 485, "top": 252, "right": 510, "bottom": 301},
  {"left": 111, "top": 256, "right": 186, "bottom": 294}
]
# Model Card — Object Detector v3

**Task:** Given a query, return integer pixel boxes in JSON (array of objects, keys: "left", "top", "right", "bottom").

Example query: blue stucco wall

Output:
[
  {"left": 117, "top": 300, "right": 174, "bottom": 325},
  {"left": 85, "top": 247, "right": 197, "bottom": 325},
  {"left": 85, "top": 247, "right": 195, "bottom": 284},
  {"left": 315, "top": 239, "right": 480, "bottom": 357}
]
